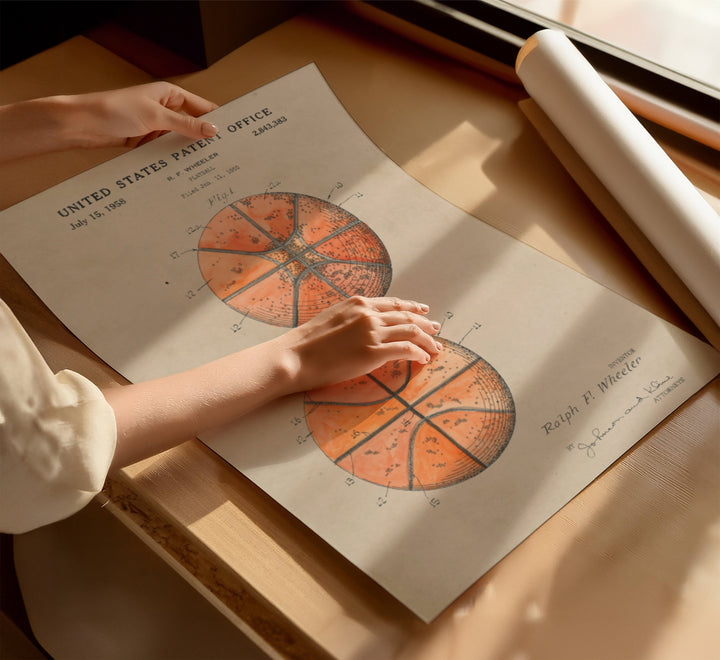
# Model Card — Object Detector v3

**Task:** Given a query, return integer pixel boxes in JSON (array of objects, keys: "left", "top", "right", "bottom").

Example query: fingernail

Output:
[
  {"left": 201, "top": 122, "right": 218, "bottom": 137},
  {"left": 418, "top": 303, "right": 429, "bottom": 313},
  {"left": 431, "top": 321, "right": 441, "bottom": 331},
  {"left": 435, "top": 341, "right": 443, "bottom": 351}
]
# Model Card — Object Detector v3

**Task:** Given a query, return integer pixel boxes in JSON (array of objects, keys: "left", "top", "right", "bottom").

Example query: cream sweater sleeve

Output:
[{"left": 0, "top": 300, "right": 117, "bottom": 534}]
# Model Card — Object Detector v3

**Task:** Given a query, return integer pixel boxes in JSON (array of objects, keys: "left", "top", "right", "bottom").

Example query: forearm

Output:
[
  {"left": 0, "top": 96, "right": 88, "bottom": 162},
  {"left": 104, "top": 337, "right": 296, "bottom": 470},
  {"left": 103, "top": 295, "right": 441, "bottom": 470},
  {"left": 0, "top": 83, "right": 219, "bottom": 163}
]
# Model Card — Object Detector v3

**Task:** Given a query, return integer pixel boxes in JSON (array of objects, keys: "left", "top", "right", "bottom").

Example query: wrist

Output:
[
  {"left": 0, "top": 95, "right": 84, "bottom": 161},
  {"left": 265, "top": 332, "right": 306, "bottom": 397},
  {"left": 42, "top": 94, "right": 98, "bottom": 150}
]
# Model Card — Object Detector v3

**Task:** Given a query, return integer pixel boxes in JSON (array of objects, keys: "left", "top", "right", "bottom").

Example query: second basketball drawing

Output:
[{"left": 306, "top": 339, "right": 516, "bottom": 490}]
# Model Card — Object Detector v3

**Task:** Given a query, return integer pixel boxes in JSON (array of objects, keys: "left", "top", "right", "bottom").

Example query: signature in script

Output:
[{"left": 579, "top": 375, "right": 675, "bottom": 458}]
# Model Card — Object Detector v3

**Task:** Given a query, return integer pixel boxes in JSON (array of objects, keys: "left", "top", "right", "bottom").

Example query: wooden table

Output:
[{"left": 2, "top": 5, "right": 718, "bottom": 659}]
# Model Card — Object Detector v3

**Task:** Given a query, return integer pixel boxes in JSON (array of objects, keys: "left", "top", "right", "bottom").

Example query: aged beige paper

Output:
[{"left": 2, "top": 64, "right": 719, "bottom": 621}]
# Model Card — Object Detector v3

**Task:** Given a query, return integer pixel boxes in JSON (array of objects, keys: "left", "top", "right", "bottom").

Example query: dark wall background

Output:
[
  {"left": 0, "top": 0, "right": 306, "bottom": 71},
  {"left": 0, "top": 1, "right": 126, "bottom": 68}
]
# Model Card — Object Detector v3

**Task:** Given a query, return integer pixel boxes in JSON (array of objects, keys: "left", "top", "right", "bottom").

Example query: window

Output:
[{"left": 361, "top": 0, "right": 719, "bottom": 141}]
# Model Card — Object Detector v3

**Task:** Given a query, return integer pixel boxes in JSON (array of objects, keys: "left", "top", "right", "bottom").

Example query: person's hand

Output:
[
  {"left": 0, "top": 82, "right": 219, "bottom": 162},
  {"left": 275, "top": 296, "right": 442, "bottom": 393},
  {"left": 106, "top": 295, "right": 441, "bottom": 469},
  {"left": 64, "top": 81, "right": 219, "bottom": 148}
]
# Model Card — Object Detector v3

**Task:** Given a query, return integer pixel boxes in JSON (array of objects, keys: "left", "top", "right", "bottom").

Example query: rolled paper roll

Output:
[{"left": 516, "top": 29, "right": 720, "bottom": 328}]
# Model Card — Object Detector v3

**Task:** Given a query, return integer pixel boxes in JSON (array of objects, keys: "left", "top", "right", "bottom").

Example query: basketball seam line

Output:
[
  {"left": 327, "top": 358, "right": 512, "bottom": 473},
  {"left": 200, "top": 194, "right": 391, "bottom": 320}
]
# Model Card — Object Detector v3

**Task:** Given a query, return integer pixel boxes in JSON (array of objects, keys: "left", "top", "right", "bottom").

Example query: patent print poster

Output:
[{"left": 2, "top": 65, "right": 719, "bottom": 621}]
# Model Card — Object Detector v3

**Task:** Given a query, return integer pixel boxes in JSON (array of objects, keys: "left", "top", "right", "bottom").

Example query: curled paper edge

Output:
[{"left": 515, "top": 30, "right": 720, "bottom": 333}]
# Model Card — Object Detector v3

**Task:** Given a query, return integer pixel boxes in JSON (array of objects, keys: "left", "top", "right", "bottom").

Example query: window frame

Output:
[{"left": 361, "top": 0, "right": 719, "bottom": 125}]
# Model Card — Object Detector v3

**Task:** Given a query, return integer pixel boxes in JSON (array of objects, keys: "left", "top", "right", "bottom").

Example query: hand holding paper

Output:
[{"left": 0, "top": 82, "right": 219, "bottom": 161}]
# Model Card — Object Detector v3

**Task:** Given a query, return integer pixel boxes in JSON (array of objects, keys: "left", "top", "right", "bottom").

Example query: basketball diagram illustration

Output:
[
  {"left": 305, "top": 339, "right": 516, "bottom": 490},
  {"left": 197, "top": 192, "right": 392, "bottom": 327},
  {"left": 197, "top": 191, "right": 515, "bottom": 491}
]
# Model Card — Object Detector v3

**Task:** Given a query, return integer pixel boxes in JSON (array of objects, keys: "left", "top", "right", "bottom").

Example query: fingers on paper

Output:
[
  {"left": 154, "top": 106, "right": 218, "bottom": 140},
  {"left": 147, "top": 82, "right": 219, "bottom": 139},
  {"left": 164, "top": 84, "right": 219, "bottom": 117},
  {"left": 356, "top": 296, "right": 442, "bottom": 363},
  {"left": 378, "top": 323, "right": 442, "bottom": 363},
  {"left": 367, "top": 296, "right": 430, "bottom": 316}
]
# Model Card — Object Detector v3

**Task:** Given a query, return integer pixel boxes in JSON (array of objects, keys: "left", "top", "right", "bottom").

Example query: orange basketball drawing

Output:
[
  {"left": 197, "top": 192, "right": 392, "bottom": 327},
  {"left": 305, "top": 338, "right": 515, "bottom": 490}
]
